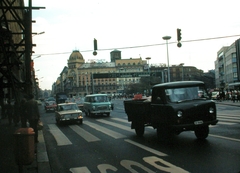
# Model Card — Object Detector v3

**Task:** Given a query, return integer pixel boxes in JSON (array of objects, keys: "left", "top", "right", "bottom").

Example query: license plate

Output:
[{"left": 194, "top": 120, "right": 203, "bottom": 125}]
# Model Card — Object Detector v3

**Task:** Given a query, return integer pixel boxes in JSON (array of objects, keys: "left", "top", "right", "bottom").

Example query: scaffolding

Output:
[{"left": 0, "top": 0, "right": 44, "bottom": 103}]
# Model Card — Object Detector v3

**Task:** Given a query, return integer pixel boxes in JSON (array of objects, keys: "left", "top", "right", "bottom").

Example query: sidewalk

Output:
[{"left": 0, "top": 118, "right": 51, "bottom": 173}]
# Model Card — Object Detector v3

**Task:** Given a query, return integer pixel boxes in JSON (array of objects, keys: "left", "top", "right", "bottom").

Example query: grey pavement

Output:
[
  {"left": 0, "top": 100, "right": 239, "bottom": 173},
  {"left": 0, "top": 117, "right": 51, "bottom": 173}
]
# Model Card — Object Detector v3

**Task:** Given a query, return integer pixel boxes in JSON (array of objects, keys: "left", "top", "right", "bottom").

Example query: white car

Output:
[{"left": 55, "top": 102, "right": 83, "bottom": 125}]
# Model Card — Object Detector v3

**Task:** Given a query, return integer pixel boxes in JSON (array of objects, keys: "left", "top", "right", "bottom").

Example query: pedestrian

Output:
[
  {"left": 20, "top": 98, "right": 27, "bottom": 128},
  {"left": 25, "top": 94, "right": 40, "bottom": 143},
  {"left": 5, "top": 100, "right": 13, "bottom": 125}
]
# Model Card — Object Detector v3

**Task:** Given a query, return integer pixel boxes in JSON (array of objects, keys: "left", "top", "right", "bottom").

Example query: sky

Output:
[{"left": 24, "top": 0, "right": 240, "bottom": 90}]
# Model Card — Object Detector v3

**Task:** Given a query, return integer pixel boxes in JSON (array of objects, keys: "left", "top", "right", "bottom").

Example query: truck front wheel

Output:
[
  {"left": 194, "top": 126, "right": 209, "bottom": 139},
  {"left": 135, "top": 122, "right": 144, "bottom": 137}
]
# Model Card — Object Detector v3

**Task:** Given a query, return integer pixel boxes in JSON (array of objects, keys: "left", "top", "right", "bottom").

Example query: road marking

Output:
[
  {"left": 112, "top": 117, "right": 130, "bottom": 123},
  {"left": 96, "top": 119, "right": 134, "bottom": 133},
  {"left": 218, "top": 115, "right": 240, "bottom": 119},
  {"left": 48, "top": 124, "right": 72, "bottom": 146},
  {"left": 84, "top": 121, "right": 126, "bottom": 139},
  {"left": 216, "top": 122, "right": 236, "bottom": 125},
  {"left": 218, "top": 118, "right": 240, "bottom": 123},
  {"left": 69, "top": 125, "right": 100, "bottom": 142},
  {"left": 70, "top": 166, "right": 91, "bottom": 173},
  {"left": 209, "top": 134, "right": 240, "bottom": 142},
  {"left": 125, "top": 139, "right": 168, "bottom": 157}
]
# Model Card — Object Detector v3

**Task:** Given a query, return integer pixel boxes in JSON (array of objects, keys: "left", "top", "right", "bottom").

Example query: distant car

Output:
[
  {"left": 75, "top": 97, "right": 84, "bottom": 111},
  {"left": 45, "top": 100, "right": 57, "bottom": 112},
  {"left": 211, "top": 91, "right": 219, "bottom": 100},
  {"left": 83, "top": 94, "right": 112, "bottom": 117},
  {"left": 55, "top": 102, "right": 83, "bottom": 125},
  {"left": 36, "top": 100, "right": 42, "bottom": 105}
]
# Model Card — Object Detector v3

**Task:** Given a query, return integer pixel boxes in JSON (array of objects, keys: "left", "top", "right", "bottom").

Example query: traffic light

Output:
[
  {"left": 93, "top": 38, "right": 97, "bottom": 56},
  {"left": 94, "top": 38, "right": 97, "bottom": 50},
  {"left": 177, "top": 28, "right": 182, "bottom": 42}
]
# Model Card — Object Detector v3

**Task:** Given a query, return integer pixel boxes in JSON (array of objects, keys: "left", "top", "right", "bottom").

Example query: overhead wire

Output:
[{"left": 35, "top": 34, "right": 240, "bottom": 56}]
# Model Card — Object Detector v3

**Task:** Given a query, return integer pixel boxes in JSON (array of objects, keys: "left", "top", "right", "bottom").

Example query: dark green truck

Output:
[{"left": 124, "top": 81, "right": 218, "bottom": 140}]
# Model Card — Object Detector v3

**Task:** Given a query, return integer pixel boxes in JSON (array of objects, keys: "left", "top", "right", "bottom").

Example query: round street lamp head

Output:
[
  {"left": 162, "top": 36, "right": 171, "bottom": 40},
  {"left": 146, "top": 57, "right": 151, "bottom": 60}
]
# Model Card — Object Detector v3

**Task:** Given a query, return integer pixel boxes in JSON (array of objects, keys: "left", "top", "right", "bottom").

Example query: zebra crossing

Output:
[
  {"left": 217, "top": 114, "right": 240, "bottom": 125},
  {"left": 48, "top": 115, "right": 240, "bottom": 146}
]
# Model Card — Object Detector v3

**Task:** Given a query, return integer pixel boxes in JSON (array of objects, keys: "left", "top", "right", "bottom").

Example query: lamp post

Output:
[
  {"left": 119, "top": 68, "right": 124, "bottom": 94},
  {"left": 162, "top": 36, "right": 171, "bottom": 82},
  {"left": 145, "top": 57, "right": 151, "bottom": 73},
  {"left": 179, "top": 63, "right": 184, "bottom": 81},
  {"left": 145, "top": 57, "right": 151, "bottom": 95}
]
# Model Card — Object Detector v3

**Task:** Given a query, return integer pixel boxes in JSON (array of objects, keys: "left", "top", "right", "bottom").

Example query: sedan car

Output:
[
  {"left": 55, "top": 102, "right": 83, "bottom": 125},
  {"left": 45, "top": 100, "right": 57, "bottom": 112}
]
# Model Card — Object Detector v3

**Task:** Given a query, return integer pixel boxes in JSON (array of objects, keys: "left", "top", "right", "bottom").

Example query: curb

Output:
[{"left": 37, "top": 130, "right": 51, "bottom": 173}]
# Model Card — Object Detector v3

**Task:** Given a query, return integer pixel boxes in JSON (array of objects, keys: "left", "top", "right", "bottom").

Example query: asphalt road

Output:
[{"left": 40, "top": 100, "right": 240, "bottom": 173}]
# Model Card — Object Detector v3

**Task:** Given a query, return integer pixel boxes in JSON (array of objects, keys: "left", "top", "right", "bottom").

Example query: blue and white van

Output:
[{"left": 83, "top": 94, "right": 112, "bottom": 117}]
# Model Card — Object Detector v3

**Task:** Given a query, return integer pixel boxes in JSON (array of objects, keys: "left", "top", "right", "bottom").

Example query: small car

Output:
[
  {"left": 36, "top": 100, "right": 42, "bottom": 105},
  {"left": 44, "top": 101, "right": 57, "bottom": 112},
  {"left": 83, "top": 94, "right": 112, "bottom": 117},
  {"left": 55, "top": 102, "right": 83, "bottom": 125}
]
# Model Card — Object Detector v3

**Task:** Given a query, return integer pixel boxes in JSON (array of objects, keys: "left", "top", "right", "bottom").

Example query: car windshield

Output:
[
  {"left": 59, "top": 104, "right": 78, "bottom": 111},
  {"left": 165, "top": 86, "right": 209, "bottom": 102},
  {"left": 89, "top": 96, "right": 109, "bottom": 103}
]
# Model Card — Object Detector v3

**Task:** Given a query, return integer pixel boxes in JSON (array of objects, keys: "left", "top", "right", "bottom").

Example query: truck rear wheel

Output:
[
  {"left": 194, "top": 126, "right": 209, "bottom": 139},
  {"left": 135, "top": 122, "right": 144, "bottom": 137}
]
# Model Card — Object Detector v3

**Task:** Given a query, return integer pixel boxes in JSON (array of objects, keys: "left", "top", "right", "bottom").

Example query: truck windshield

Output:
[{"left": 165, "top": 86, "right": 209, "bottom": 102}]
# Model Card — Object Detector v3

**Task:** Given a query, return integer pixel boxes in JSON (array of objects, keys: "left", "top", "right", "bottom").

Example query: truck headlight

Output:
[
  {"left": 209, "top": 107, "right": 214, "bottom": 114},
  {"left": 92, "top": 106, "right": 95, "bottom": 111},
  {"left": 177, "top": 111, "right": 183, "bottom": 118}
]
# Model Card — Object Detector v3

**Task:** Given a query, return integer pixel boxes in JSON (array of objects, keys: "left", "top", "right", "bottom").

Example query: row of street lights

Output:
[{"left": 145, "top": 36, "right": 184, "bottom": 83}]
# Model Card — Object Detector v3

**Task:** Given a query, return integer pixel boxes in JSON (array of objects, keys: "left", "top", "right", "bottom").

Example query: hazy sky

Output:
[{"left": 25, "top": 0, "right": 240, "bottom": 90}]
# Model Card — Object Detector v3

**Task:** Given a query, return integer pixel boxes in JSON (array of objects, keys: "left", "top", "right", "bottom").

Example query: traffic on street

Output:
[{"left": 39, "top": 99, "right": 240, "bottom": 173}]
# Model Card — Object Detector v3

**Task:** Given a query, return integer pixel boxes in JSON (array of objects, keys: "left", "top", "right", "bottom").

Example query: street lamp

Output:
[
  {"left": 32, "top": 31, "right": 45, "bottom": 37},
  {"left": 32, "top": 55, "right": 41, "bottom": 60},
  {"left": 145, "top": 57, "right": 151, "bottom": 73},
  {"left": 179, "top": 63, "right": 184, "bottom": 81},
  {"left": 119, "top": 68, "right": 124, "bottom": 94},
  {"left": 145, "top": 57, "right": 151, "bottom": 95},
  {"left": 162, "top": 36, "right": 171, "bottom": 82}
]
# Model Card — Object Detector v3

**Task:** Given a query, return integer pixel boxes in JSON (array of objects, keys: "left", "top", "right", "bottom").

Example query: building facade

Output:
[
  {"left": 52, "top": 49, "right": 212, "bottom": 97},
  {"left": 215, "top": 38, "right": 240, "bottom": 90}
]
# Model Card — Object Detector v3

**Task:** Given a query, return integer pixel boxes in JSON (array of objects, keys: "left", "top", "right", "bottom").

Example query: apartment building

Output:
[{"left": 215, "top": 38, "right": 240, "bottom": 90}]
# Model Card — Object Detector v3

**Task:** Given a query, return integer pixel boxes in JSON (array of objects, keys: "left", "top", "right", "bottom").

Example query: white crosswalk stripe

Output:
[
  {"left": 48, "top": 124, "right": 72, "bottom": 146},
  {"left": 48, "top": 114, "right": 239, "bottom": 146},
  {"left": 69, "top": 125, "right": 100, "bottom": 142},
  {"left": 84, "top": 121, "right": 126, "bottom": 139}
]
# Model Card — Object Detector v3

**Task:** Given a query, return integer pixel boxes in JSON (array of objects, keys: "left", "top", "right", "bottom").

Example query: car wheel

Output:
[
  {"left": 89, "top": 111, "right": 94, "bottom": 117},
  {"left": 56, "top": 118, "right": 60, "bottom": 125},
  {"left": 135, "top": 121, "right": 144, "bottom": 137},
  {"left": 106, "top": 113, "right": 110, "bottom": 117},
  {"left": 194, "top": 126, "right": 209, "bottom": 140}
]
